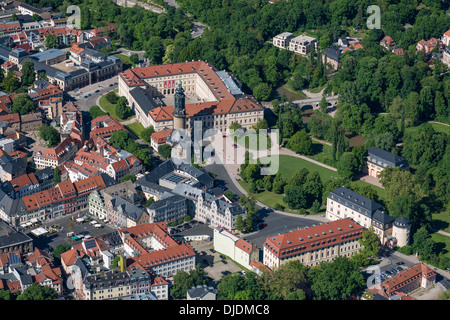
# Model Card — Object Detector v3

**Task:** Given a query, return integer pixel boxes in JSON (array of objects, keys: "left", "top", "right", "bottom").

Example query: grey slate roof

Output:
[
  {"left": 367, "top": 147, "right": 409, "bottom": 169},
  {"left": 0, "top": 220, "right": 32, "bottom": 249},
  {"left": 323, "top": 45, "right": 341, "bottom": 62},
  {"left": 110, "top": 196, "right": 145, "bottom": 223},
  {"left": 372, "top": 210, "right": 395, "bottom": 225},
  {"left": 328, "top": 186, "right": 383, "bottom": 218}
]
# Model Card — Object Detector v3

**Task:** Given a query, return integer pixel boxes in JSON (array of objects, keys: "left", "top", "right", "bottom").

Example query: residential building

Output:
[
  {"left": 120, "top": 223, "right": 196, "bottom": 278},
  {"left": 272, "top": 32, "right": 293, "bottom": 49},
  {"left": 0, "top": 148, "right": 26, "bottom": 181},
  {"left": 416, "top": 38, "right": 442, "bottom": 53},
  {"left": 288, "top": 34, "right": 317, "bottom": 55},
  {"left": 146, "top": 194, "right": 187, "bottom": 224},
  {"left": 442, "top": 29, "right": 450, "bottom": 47},
  {"left": 8, "top": 172, "right": 39, "bottom": 199},
  {"left": 33, "top": 136, "right": 79, "bottom": 169},
  {"left": 27, "top": 248, "right": 63, "bottom": 296},
  {"left": 187, "top": 285, "right": 217, "bottom": 300},
  {"left": 380, "top": 35, "right": 396, "bottom": 50},
  {"left": 213, "top": 227, "right": 259, "bottom": 270},
  {"left": 90, "top": 115, "right": 125, "bottom": 140},
  {"left": 150, "top": 128, "right": 173, "bottom": 152},
  {"left": 0, "top": 220, "right": 33, "bottom": 255},
  {"left": 38, "top": 97, "right": 63, "bottom": 120},
  {"left": 365, "top": 263, "right": 436, "bottom": 299},
  {"left": 88, "top": 180, "right": 138, "bottom": 221},
  {"left": 106, "top": 195, "right": 149, "bottom": 229},
  {"left": 443, "top": 46, "right": 450, "bottom": 68},
  {"left": 322, "top": 45, "right": 341, "bottom": 70},
  {"left": 263, "top": 218, "right": 364, "bottom": 269},
  {"left": 366, "top": 147, "right": 409, "bottom": 179},
  {"left": 326, "top": 186, "right": 411, "bottom": 247},
  {"left": 20, "top": 112, "right": 42, "bottom": 131}
]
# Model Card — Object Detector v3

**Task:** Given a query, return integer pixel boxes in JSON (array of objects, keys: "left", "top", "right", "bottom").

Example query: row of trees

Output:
[{"left": 109, "top": 130, "right": 152, "bottom": 170}]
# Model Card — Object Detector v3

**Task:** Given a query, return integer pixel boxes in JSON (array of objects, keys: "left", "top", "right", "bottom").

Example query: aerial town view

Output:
[{"left": 0, "top": 0, "right": 448, "bottom": 312}]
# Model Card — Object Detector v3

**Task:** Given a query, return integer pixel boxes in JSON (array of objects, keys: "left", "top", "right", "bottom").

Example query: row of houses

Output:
[{"left": 60, "top": 222, "right": 195, "bottom": 300}]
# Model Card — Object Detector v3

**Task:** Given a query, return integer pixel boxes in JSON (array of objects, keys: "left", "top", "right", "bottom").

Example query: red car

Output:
[{"left": 258, "top": 223, "right": 267, "bottom": 229}]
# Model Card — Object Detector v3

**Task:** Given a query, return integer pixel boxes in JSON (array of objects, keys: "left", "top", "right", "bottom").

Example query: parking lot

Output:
[
  {"left": 27, "top": 215, "right": 116, "bottom": 251},
  {"left": 189, "top": 239, "right": 244, "bottom": 282}
]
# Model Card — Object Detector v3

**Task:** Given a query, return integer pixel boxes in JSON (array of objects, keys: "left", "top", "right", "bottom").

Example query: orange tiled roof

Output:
[
  {"left": 264, "top": 218, "right": 364, "bottom": 259},
  {"left": 151, "top": 128, "right": 173, "bottom": 144}
]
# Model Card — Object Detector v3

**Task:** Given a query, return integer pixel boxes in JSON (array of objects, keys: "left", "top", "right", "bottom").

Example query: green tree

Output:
[
  {"left": 252, "top": 82, "right": 272, "bottom": 101},
  {"left": 45, "top": 34, "right": 58, "bottom": 49},
  {"left": 358, "top": 227, "right": 380, "bottom": 262},
  {"left": 21, "top": 60, "right": 35, "bottom": 87},
  {"left": 52, "top": 243, "right": 71, "bottom": 261},
  {"left": 16, "top": 283, "right": 57, "bottom": 300},
  {"left": 0, "top": 289, "right": 15, "bottom": 300},
  {"left": 337, "top": 152, "right": 360, "bottom": 180},
  {"left": 2, "top": 72, "right": 19, "bottom": 93},
  {"left": 140, "top": 126, "right": 155, "bottom": 142},
  {"left": 11, "top": 94, "right": 36, "bottom": 115},
  {"left": 283, "top": 185, "right": 308, "bottom": 210},
  {"left": 115, "top": 96, "right": 130, "bottom": 120},
  {"left": 308, "top": 257, "right": 365, "bottom": 300},
  {"left": 158, "top": 144, "right": 172, "bottom": 160},
  {"left": 39, "top": 125, "right": 60, "bottom": 147},
  {"left": 130, "top": 53, "right": 139, "bottom": 65},
  {"left": 53, "top": 167, "right": 61, "bottom": 185},
  {"left": 262, "top": 260, "right": 308, "bottom": 300},
  {"left": 287, "top": 130, "right": 313, "bottom": 155},
  {"left": 121, "top": 174, "right": 136, "bottom": 183},
  {"left": 234, "top": 215, "right": 244, "bottom": 231},
  {"left": 170, "top": 264, "right": 208, "bottom": 299}
]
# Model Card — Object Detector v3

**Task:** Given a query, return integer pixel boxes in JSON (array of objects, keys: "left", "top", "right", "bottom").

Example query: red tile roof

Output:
[
  {"left": 119, "top": 61, "right": 264, "bottom": 124},
  {"left": 264, "top": 218, "right": 364, "bottom": 259},
  {"left": 151, "top": 128, "right": 173, "bottom": 144}
]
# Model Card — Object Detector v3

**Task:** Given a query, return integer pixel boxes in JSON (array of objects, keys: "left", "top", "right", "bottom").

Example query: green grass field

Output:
[
  {"left": 99, "top": 90, "right": 134, "bottom": 121},
  {"left": 240, "top": 154, "right": 386, "bottom": 212},
  {"left": 267, "top": 154, "right": 340, "bottom": 183},
  {"left": 114, "top": 54, "right": 136, "bottom": 69},
  {"left": 233, "top": 132, "right": 271, "bottom": 151},
  {"left": 126, "top": 122, "right": 145, "bottom": 138},
  {"left": 405, "top": 122, "right": 450, "bottom": 136}
]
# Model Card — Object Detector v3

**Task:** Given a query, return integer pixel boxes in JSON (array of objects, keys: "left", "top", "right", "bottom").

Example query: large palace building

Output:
[{"left": 117, "top": 61, "right": 265, "bottom": 133}]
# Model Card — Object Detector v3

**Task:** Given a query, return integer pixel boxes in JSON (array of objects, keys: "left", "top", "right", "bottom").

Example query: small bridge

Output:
[{"left": 293, "top": 95, "right": 339, "bottom": 110}]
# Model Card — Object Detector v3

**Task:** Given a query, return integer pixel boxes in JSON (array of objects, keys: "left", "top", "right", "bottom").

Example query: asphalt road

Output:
[{"left": 66, "top": 76, "right": 119, "bottom": 112}]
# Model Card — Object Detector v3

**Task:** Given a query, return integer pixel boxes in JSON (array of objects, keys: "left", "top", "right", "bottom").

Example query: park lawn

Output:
[
  {"left": 114, "top": 54, "right": 136, "bottom": 69},
  {"left": 432, "top": 211, "right": 450, "bottom": 234},
  {"left": 265, "top": 154, "right": 340, "bottom": 184},
  {"left": 233, "top": 132, "right": 272, "bottom": 151},
  {"left": 350, "top": 180, "right": 386, "bottom": 202},
  {"left": 238, "top": 179, "right": 299, "bottom": 214},
  {"left": 430, "top": 233, "right": 450, "bottom": 259},
  {"left": 306, "top": 142, "right": 336, "bottom": 167},
  {"left": 126, "top": 122, "right": 145, "bottom": 138},
  {"left": 99, "top": 90, "right": 134, "bottom": 122},
  {"left": 279, "top": 82, "right": 307, "bottom": 98},
  {"left": 405, "top": 122, "right": 450, "bottom": 136}
]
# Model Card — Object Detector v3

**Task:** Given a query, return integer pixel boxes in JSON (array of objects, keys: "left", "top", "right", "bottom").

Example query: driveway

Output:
[{"left": 66, "top": 76, "right": 118, "bottom": 112}]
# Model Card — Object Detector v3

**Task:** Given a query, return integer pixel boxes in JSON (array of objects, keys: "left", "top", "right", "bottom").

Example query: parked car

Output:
[{"left": 396, "top": 261, "right": 405, "bottom": 265}]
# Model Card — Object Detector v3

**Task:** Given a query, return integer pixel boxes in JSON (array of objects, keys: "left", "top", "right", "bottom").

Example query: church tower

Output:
[{"left": 173, "top": 80, "right": 186, "bottom": 130}]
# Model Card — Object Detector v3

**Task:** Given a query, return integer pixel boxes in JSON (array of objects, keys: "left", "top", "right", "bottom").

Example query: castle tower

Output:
[
  {"left": 392, "top": 217, "right": 411, "bottom": 248},
  {"left": 173, "top": 80, "right": 186, "bottom": 130}
]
